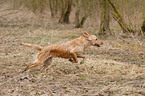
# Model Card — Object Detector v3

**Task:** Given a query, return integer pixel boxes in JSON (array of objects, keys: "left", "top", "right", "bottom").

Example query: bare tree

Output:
[
  {"left": 74, "top": 0, "right": 81, "bottom": 27},
  {"left": 108, "top": 0, "right": 134, "bottom": 33},
  {"left": 141, "top": 20, "right": 145, "bottom": 34},
  {"left": 58, "top": 0, "right": 72, "bottom": 24},
  {"left": 49, "top": 0, "right": 58, "bottom": 17},
  {"left": 99, "top": 0, "right": 110, "bottom": 34},
  {"left": 74, "top": 0, "right": 97, "bottom": 28},
  {"left": 141, "top": 1, "right": 145, "bottom": 35},
  {"left": 74, "top": 0, "right": 88, "bottom": 28}
]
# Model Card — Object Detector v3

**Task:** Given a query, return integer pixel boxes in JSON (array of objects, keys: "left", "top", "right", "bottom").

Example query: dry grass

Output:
[
  {"left": 0, "top": 26, "right": 145, "bottom": 96},
  {"left": 0, "top": 1, "right": 145, "bottom": 96}
]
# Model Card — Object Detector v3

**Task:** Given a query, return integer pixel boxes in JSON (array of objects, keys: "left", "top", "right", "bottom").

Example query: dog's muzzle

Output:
[{"left": 95, "top": 44, "right": 100, "bottom": 47}]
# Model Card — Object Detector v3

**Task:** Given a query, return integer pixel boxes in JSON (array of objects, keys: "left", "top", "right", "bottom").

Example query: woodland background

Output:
[{"left": 0, "top": 0, "right": 145, "bottom": 96}]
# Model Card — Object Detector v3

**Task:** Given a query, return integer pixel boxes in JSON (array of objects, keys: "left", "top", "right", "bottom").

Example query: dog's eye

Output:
[{"left": 96, "top": 39, "right": 98, "bottom": 40}]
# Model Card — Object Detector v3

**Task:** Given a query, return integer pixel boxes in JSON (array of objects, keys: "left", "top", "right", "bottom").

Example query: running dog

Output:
[{"left": 19, "top": 32, "right": 103, "bottom": 72}]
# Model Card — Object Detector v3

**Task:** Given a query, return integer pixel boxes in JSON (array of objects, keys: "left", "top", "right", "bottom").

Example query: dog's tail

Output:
[{"left": 19, "top": 42, "right": 43, "bottom": 51}]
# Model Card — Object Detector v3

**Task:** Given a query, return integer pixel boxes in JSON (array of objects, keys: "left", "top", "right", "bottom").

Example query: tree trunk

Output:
[
  {"left": 63, "top": 0, "right": 72, "bottom": 23},
  {"left": 99, "top": 0, "right": 110, "bottom": 35},
  {"left": 141, "top": 20, "right": 145, "bottom": 32},
  {"left": 75, "top": 9, "right": 80, "bottom": 27},
  {"left": 107, "top": 0, "right": 134, "bottom": 33},
  {"left": 58, "top": 0, "right": 66, "bottom": 23},
  {"left": 74, "top": 0, "right": 88, "bottom": 28},
  {"left": 58, "top": 0, "right": 72, "bottom": 24},
  {"left": 75, "top": 15, "right": 88, "bottom": 28},
  {"left": 49, "top": 0, "right": 58, "bottom": 17},
  {"left": 74, "top": 0, "right": 80, "bottom": 27},
  {"left": 140, "top": 19, "right": 145, "bottom": 35}
]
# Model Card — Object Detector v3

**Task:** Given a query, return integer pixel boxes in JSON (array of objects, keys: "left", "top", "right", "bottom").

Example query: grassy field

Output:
[{"left": 0, "top": 24, "right": 145, "bottom": 96}]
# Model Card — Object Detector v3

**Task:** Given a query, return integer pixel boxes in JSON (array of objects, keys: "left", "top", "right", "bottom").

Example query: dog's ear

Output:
[
  {"left": 84, "top": 32, "right": 89, "bottom": 35},
  {"left": 83, "top": 32, "right": 89, "bottom": 37},
  {"left": 83, "top": 32, "right": 92, "bottom": 40}
]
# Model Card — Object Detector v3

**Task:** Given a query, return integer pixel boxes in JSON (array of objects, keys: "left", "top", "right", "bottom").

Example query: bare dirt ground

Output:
[{"left": 0, "top": 25, "right": 145, "bottom": 96}]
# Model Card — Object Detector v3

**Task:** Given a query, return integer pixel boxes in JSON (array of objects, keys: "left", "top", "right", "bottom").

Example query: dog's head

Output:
[{"left": 83, "top": 32, "right": 103, "bottom": 47}]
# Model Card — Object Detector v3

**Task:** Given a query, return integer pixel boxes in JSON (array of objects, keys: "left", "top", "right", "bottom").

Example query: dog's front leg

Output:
[
  {"left": 70, "top": 52, "right": 78, "bottom": 63},
  {"left": 69, "top": 54, "right": 85, "bottom": 64},
  {"left": 69, "top": 58, "right": 74, "bottom": 62}
]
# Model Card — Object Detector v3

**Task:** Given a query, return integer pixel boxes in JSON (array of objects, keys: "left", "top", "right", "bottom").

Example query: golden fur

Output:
[{"left": 19, "top": 32, "right": 103, "bottom": 72}]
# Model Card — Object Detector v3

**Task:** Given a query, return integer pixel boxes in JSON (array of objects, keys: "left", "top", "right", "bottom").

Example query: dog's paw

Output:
[
  {"left": 69, "top": 58, "right": 74, "bottom": 62},
  {"left": 80, "top": 60, "right": 84, "bottom": 64}
]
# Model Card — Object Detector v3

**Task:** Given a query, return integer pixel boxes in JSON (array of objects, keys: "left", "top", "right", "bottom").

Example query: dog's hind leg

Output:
[
  {"left": 39, "top": 57, "right": 52, "bottom": 71},
  {"left": 23, "top": 51, "right": 50, "bottom": 72},
  {"left": 23, "top": 61, "right": 43, "bottom": 72}
]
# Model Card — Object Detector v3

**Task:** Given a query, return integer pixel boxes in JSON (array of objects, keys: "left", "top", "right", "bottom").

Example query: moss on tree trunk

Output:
[{"left": 108, "top": 0, "right": 134, "bottom": 33}]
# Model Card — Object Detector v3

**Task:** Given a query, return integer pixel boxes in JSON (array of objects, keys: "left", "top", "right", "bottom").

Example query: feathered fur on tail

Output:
[{"left": 19, "top": 42, "right": 43, "bottom": 51}]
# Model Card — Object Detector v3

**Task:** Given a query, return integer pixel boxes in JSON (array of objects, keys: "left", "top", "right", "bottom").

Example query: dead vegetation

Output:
[
  {"left": 0, "top": 1, "right": 145, "bottom": 96},
  {"left": 0, "top": 26, "right": 145, "bottom": 95}
]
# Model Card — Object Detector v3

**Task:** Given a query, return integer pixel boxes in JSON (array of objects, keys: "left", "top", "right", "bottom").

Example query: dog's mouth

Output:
[{"left": 95, "top": 44, "right": 100, "bottom": 47}]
